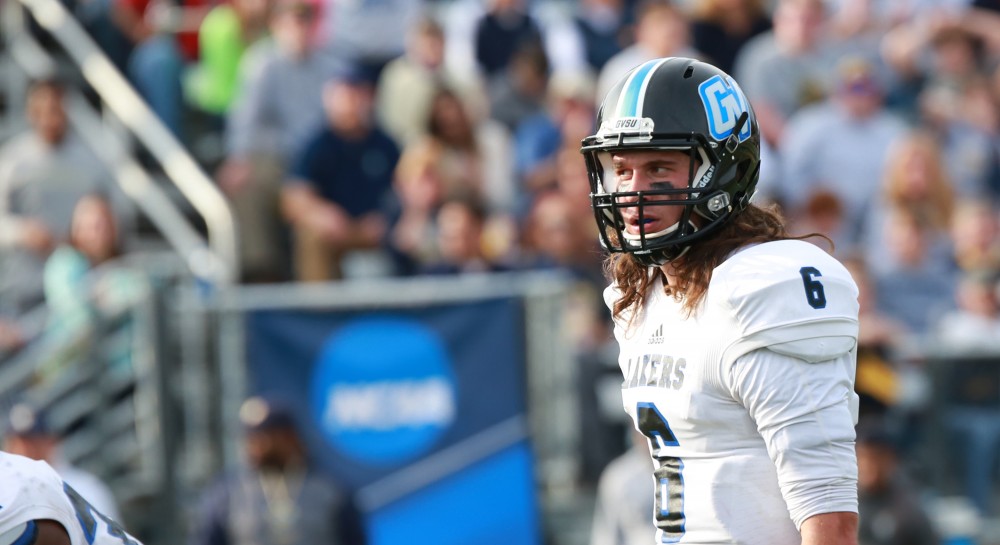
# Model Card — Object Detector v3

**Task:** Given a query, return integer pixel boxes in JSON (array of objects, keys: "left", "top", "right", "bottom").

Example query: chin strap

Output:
[
  {"left": 724, "top": 112, "right": 749, "bottom": 154},
  {"left": 628, "top": 220, "right": 699, "bottom": 266}
]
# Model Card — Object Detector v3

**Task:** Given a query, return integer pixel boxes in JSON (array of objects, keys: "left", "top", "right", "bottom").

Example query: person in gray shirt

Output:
[
  {"left": 217, "top": 0, "right": 347, "bottom": 282},
  {"left": 0, "top": 79, "right": 129, "bottom": 313}
]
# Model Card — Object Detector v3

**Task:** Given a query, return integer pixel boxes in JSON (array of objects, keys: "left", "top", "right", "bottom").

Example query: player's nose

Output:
[{"left": 617, "top": 172, "right": 656, "bottom": 202}]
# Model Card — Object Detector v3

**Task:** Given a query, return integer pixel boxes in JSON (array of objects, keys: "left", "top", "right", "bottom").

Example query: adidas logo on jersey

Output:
[{"left": 649, "top": 324, "right": 664, "bottom": 345}]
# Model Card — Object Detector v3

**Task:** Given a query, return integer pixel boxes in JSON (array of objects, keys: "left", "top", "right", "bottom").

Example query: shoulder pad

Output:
[
  {"left": 767, "top": 336, "right": 856, "bottom": 363},
  {"left": 711, "top": 241, "right": 859, "bottom": 365}
]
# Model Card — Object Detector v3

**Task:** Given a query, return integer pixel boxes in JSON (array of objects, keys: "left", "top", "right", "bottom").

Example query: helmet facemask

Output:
[{"left": 583, "top": 117, "right": 749, "bottom": 267}]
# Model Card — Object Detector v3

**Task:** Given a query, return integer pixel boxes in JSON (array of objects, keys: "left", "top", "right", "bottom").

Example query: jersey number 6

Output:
[
  {"left": 637, "top": 402, "right": 685, "bottom": 543},
  {"left": 799, "top": 267, "right": 827, "bottom": 309}
]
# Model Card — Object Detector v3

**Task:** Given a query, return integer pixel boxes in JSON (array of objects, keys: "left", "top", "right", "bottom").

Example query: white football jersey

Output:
[
  {"left": 606, "top": 240, "right": 860, "bottom": 545},
  {"left": 0, "top": 451, "right": 143, "bottom": 545}
]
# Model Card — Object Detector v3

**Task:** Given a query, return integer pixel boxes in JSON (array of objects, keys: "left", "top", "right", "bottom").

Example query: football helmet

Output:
[{"left": 581, "top": 57, "right": 761, "bottom": 266}]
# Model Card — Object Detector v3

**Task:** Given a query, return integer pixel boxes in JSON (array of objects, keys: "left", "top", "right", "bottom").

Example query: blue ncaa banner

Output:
[{"left": 245, "top": 297, "right": 541, "bottom": 545}]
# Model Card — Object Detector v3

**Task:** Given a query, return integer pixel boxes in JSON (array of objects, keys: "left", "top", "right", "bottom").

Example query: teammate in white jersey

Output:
[
  {"left": 581, "top": 57, "right": 860, "bottom": 544},
  {"left": 0, "top": 451, "right": 143, "bottom": 545}
]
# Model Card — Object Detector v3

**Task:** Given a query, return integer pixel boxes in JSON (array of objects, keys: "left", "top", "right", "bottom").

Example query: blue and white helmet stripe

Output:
[{"left": 614, "top": 58, "right": 671, "bottom": 118}]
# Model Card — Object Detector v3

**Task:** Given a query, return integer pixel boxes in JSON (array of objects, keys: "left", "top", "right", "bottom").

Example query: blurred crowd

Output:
[{"left": 2, "top": 0, "right": 1000, "bottom": 542}]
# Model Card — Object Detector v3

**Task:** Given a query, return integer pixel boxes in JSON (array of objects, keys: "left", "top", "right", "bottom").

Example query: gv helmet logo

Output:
[{"left": 698, "top": 75, "right": 752, "bottom": 143}]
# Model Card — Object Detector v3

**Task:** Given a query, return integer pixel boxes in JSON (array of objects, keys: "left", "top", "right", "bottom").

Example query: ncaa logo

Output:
[
  {"left": 698, "top": 75, "right": 752, "bottom": 143},
  {"left": 310, "top": 317, "right": 457, "bottom": 466}
]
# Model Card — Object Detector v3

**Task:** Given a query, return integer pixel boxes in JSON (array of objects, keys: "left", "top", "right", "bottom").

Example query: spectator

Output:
[
  {"left": 218, "top": 0, "right": 342, "bottom": 282},
  {"left": 0, "top": 79, "right": 128, "bottom": 314},
  {"left": 596, "top": 0, "right": 696, "bottom": 104},
  {"left": 875, "top": 130, "right": 955, "bottom": 233},
  {"left": 918, "top": 26, "right": 998, "bottom": 198},
  {"left": 185, "top": 0, "right": 272, "bottom": 120},
  {"left": 689, "top": 0, "right": 772, "bottom": 75},
  {"left": 553, "top": 145, "right": 596, "bottom": 222},
  {"left": 3, "top": 403, "right": 121, "bottom": 519},
  {"left": 733, "top": 0, "right": 837, "bottom": 148},
  {"left": 224, "top": 0, "right": 334, "bottom": 164},
  {"left": 569, "top": 0, "right": 632, "bottom": 74},
  {"left": 522, "top": 190, "right": 602, "bottom": 284},
  {"left": 950, "top": 199, "right": 1000, "bottom": 272},
  {"left": 862, "top": 129, "right": 955, "bottom": 273},
  {"left": 384, "top": 141, "right": 448, "bottom": 275},
  {"left": 514, "top": 71, "right": 596, "bottom": 212},
  {"left": 856, "top": 418, "right": 940, "bottom": 545},
  {"left": 421, "top": 194, "right": 505, "bottom": 275},
  {"left": 473, "top": 0, "right": 543, "bottom": 79},
  {"left": 375, "top": 17, "right": 470, "bottom": 147},
  {"left": 42, "top": 194, "right": 145, "bottom": 378},
  {"left": 488, "top": 40, "right": 552, "bottom": 132},
  {"left": 934, "top": 268, "right": 1000, "bottom": 350},
  {"left": 789, "top": 190, "right": 851, "bottom": 254},
  {"left": 110, "top": 0, "right": 209, "bottom": 136},
  {"left": 825, "top": 0, "right": 895, "bottom": 83},
  {"left": 281, "top": 65, "right": 400, "bottom": 281},
  {"left": 189, "top": 396, "right": 367, "bottom": 545},
  {"left": 319, "top": 0, "right": 422, "bottom": 77},
  {"left": 780, "top": 57, "right": 908, "bottom": 248},
  {"left": 422, "top": 87, "right": 515, "bottom": 213},
  {"left": 873, "top": 208, "right": 956, "bottom": 337},
  {"left": 542, "top": 142, "right": 606, "bottom": 279}
]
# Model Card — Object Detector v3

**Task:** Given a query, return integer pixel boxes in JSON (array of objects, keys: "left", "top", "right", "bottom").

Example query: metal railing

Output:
[{"left": 0, "top": 259, "right": 165, "bottom": 499}]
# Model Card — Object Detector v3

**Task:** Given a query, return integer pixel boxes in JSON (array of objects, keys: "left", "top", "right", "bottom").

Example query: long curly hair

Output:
[{"left": 606, "top": 203, "right": 824, "bottom": 323}]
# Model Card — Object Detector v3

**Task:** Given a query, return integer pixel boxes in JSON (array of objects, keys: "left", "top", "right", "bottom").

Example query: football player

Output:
[
  {"left": 0, "top": 451, "right": 143, "bottom": 545},
  {"left": 582, "top": 57, "right": 860, "bottom": 544}
]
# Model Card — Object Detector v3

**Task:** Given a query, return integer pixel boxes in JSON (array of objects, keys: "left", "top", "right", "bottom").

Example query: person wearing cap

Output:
[
  {"left": 280, "top": 64, "right": 400, "bottom": 281},
  {"left": 780, "top": 56, "right": 908, "bottom": 250},
  {"left": 218, "top": 0, "right": 347, "bottom": 282},
  {"left": 188, "top": 396, "right": 366, "bottom": 545},
  {"left": 3, "top": 403, "right": 121, "bottom": 520}
]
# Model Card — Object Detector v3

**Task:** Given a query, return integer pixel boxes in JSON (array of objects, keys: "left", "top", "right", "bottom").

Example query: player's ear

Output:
[{"left": 30, "top": 520, "right": 72, "bottom": 545}]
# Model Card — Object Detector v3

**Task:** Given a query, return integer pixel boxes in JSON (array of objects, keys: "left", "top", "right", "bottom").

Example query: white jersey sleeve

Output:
[
  {"left": 728, "top": 347, "right": 859, "bottom": 528},
  {"left": 710, "top": 241, "right": 860, "bottom": 527},
  {"left": 0, "top": 452, "right": 144, "bottom": 545}
]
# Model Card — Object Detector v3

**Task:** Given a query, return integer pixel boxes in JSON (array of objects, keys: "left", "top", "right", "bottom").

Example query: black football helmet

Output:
[{"left": 581, "top": 57, "right": 761, "bottom": 266}]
